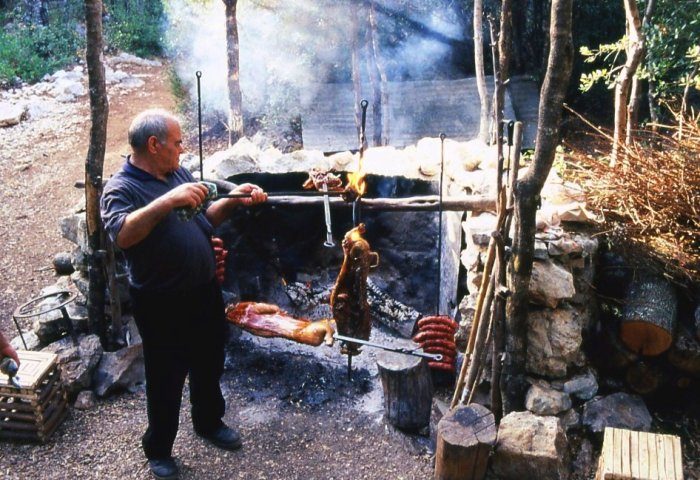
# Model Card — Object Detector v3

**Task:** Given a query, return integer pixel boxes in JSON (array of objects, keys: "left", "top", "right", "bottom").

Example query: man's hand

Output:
[
  {"left": 232, "top": 183, "right": 268, "bottom": 206},
  {"left": 205, "top": 183, "right": 267, "bottom": 227},
  {"left": 163, "top": 182, "right": 210, "bottom": 210}
]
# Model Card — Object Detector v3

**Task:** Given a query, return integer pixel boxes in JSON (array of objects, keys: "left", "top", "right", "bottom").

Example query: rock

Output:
[
  {"left": 564, "top": 369, "right": 598, "bottom": 401},
  {"left": 92, "top": 343, "right": 145, "bottom": 397},
  {"left": 327, "top": 150, "right": 355, "bottom": 170},
  {"left": 118, "top": 77, "right": 145, "bottom": 89},
  {"left": 581, "top": 392, "right": 652, "bottom": 433},
  {"left": 10, "top": 330, "right": 41, "bottom": 351},
  {"left": 70, "top": 271, "right": 90, "bottom": 298},
  {"left": 273, "top": 149, "right": 328, "bottom": 174},
  {"left": 491, "top": 411, "right": 569, "bottom": 480},
  {"left": 257, "top": 146, "right": 284, "bottom": 171},
  {"left": 571, "top": 438, "right": 596, "bottom": 479},
  {"left": 526, "top": 381, "right": 572, "bottom": 415},
  {"left": 534, "top": 239, "right": 549, "bottom": 259},
  {"left": 66, "top": 303, "right": 89, "bottom": 333},
  {"left": 53, "top": 252, "right": 75, "bottom": 275},
  {"left": 110, "top": 52, "right": 162, "bottom": 67},
  {"left": 0, "top": 101, "right": 27, "bottom": 127},
  {"left": 74, "top": 390, "right": 97, "bottom": 410},
  {"left": 203, "top": 138, "right": 261, "bottom": 179},
  {"left": 462, "top": 212, "right": 497, "bottom": 247},
  {"left": 42, "top": 334, "right": 103, "bottom": 397},
  {"left": 529, "top": 259, "right": 575, "bottom": 308},
  {"left": 558, "top": 408, "right": 581, "bottom": 432},
  {"left": 527, "top": 305, "right": 587, "bottom": 378},
  {"left": 72, "top": 246, "right": 89, "bottom": 273},
  {"left": 32, "top": 298, "right": 68, "bottom": 345},
  {"left": 60, "top": 212, "right": 88, "bottom": 250},
  {"left": 455, "top": 294, "right": 476, "bottom": 349}
]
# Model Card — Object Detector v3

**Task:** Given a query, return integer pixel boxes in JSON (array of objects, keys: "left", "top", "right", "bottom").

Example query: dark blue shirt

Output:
[{"left": 100, "top": 159, "right": 216, "bottom": 292}]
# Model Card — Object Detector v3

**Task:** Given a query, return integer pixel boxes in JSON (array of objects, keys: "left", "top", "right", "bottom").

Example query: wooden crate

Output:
[
  {"left": 596, "top": 427, "right": 684, "bottom": 480},
  {"left": 0, "top": 351, "right": 68, "bottom": 443}
]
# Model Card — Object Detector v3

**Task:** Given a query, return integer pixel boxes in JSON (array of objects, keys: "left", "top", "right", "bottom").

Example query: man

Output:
[{"left": 101, "top": 109, "right": 266, "bottom": 479}]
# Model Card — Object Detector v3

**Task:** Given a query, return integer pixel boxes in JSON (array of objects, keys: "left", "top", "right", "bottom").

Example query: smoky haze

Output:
[{"left": 164, "top": 0, "right": 469, "bottom": 123}]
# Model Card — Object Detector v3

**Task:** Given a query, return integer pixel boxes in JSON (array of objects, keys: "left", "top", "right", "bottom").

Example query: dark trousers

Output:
[{"left": 131, "top": 279, "right": 227, "bottom": 459}]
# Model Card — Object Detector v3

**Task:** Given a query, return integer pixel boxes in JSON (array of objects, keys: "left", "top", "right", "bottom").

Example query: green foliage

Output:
[
  {"left": 104, "top": 1, "right": 165, "bottom": 57},
  {"left": 0, "top": 20, "right": 83, "bottom": 84}
]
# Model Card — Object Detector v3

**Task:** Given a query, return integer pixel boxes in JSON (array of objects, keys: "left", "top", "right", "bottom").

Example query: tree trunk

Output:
[
  {"left": 626, "top": 0, "right": 654, "bottom": 145},
  {"left": 611, "top": 0, "right": 643, "bottom": 166},
  {"left": 498, "top": 0, "right": 513, "bottom": 86},
  {"left": 350, "top": 2, "right": 363, "bottom": 142},
  {"left": 501, "top": 0, "right": 573, "bottom": 414},
  {"left": 648, "top": 78, "right": 659, "bottom": 130},
  {"left": 473, "top": 0, "right": 490, "bottom": 143},
  {"left": 83, "top": 0, "right": 108, "bottom": 345},
  {"left": 367, "top": 0, "right": 388, "bottom": 146},
  {"left": 223, "top": 0, "right": 243, "bottom": 145}
]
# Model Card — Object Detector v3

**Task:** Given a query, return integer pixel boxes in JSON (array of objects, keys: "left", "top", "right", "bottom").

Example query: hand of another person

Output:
[
  {"left": 165, "top": 182, "right": 209, "bottom": 210},
  {"left": 0, "top": 342, "right": 20, "bottom": 366},
  {"left": 232, "top": 183, "right": 268, "bottom": 206}
]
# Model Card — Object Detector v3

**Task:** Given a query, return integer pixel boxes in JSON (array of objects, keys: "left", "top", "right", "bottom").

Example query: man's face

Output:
[{"left": 153, "top": 120, "right": 184, "bottom": 175}]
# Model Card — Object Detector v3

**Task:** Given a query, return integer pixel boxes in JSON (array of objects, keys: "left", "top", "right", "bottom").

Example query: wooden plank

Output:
[
  {"left": 662, "top": 435, "right": 675, "bottom": 480},
  {"left": 602, "top": 427, "right": 615, "bottom": 479},
  {"left": 630, "top": 430, "right": 640, "bottom": 479},
  {"left": 613, "top": 428, "right": 623, "bottom": 478},
  {"left": 656, "top": 435, "right": 666, "bottom": 479},
  {"left": 671, "top": 436, "right": 683, "bottom": 480},
  {"left": 621, "top": 428, "right": 631, "bottom": 478},
  {"left": 639, "top": 431, "right": 650, "bottom": 479},
  {"left": 648, "top": 432, "right": 659, "bottom": 479}
]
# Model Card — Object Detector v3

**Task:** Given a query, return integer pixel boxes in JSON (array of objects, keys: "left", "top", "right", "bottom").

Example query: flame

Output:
[
  {"left": 348, "top": 224, "right": 365, "bottom": 242},
  {"left": 346, "top": 170, "right": 366, "bottom": 197}
]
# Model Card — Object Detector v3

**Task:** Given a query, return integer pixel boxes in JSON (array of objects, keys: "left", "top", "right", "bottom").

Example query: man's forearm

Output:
[
  {"left": 205, "top": 198, "right": 242, "bottom": 228},
  {"left": 117, "top": 196, "right": 175, "bottom": 249}
]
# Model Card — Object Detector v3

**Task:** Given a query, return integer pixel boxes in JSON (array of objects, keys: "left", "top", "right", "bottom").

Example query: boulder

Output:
[
  {"left": 529, "top": 259, "right": 575, "bottom": 308},
  {"left": 92, "top": 343, "right": 145, "bottom": 397},
  {"left": 42, "top": 334, "right": 103, "bottom": 397},
  {"left": 74, "top": 390, "right": 97, "bottom": 410},
  {"left": 525, "top": 381, "right": 572, "bottom": 415},
  {"left": 563, "top": 369, "right": 598, "bottom": 401},
  {"left": 0, "top": 101, "right": 27, "bottom": 127},
  {"left": 581, "top": 392, "right": 652, "bottom": 434},
  {"left": 462, "top": 212, "right": 497, "bottom": 248},
  {"left": 491, "top": 411, "right": 569, "bottom": 480},
  {"left": 60, "top": 212, "right": 88, "bottom": 250},
  {"left": 527, "top": 305, "right": 587, "bottom": 378},
  {"left": 203, "top": 138, "right": 262, "bottom": 179},
  {"left": 10, "top": 330, "right": 41, "bottom": 351}
]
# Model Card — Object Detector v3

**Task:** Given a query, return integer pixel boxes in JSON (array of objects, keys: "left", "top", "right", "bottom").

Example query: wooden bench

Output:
[{"left": 596, "top": 427, "right": 684, "bottom": 480}]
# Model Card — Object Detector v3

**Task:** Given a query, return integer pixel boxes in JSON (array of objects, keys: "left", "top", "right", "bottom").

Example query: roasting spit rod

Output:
[
  {"left": 321, "top": 184, "right": 335, "bottom": 247},
  {"left": 333, "top": 333, "right": 443, "bottom": 362}
]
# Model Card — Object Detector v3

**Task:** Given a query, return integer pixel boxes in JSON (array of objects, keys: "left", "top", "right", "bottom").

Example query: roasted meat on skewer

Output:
[
  {"left": 330, "top": 224, "right": 379, "bottom": 356},
  {"left": 302, "top": 168, "right": 344, "bottom": 191},
  {"left": 225, "top": 302, "right": 335, "bottom": 347}
]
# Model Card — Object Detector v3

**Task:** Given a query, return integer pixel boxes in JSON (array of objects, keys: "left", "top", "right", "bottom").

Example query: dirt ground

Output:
[{"left": 0, "top": 61, "right": 435, "bottom": 479}]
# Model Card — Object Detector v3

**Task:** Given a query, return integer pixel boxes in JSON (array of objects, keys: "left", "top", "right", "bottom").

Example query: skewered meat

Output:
[
  {"left": 302, "top": 168, "right": 343, "bottom": 191},
  {"left": 412, "top": 314, "right": 458, "bottom": 373},
  {"left": 225, "top": 302, "right": 335, "bottom": 347},
  {"left": 330, "top": 224, "right": 379, "bottom": 355}
]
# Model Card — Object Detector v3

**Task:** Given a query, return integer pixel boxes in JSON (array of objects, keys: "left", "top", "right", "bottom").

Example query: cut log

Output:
[
  {"left": 667, "top": 325, "right": 700, "bottom": 378},
  {"left": 625, "top": 360, "right": 664, "bottom": 395},
  {"left": 377, "top": 347, "right": 433, "bottom": 432},
  {"left": 434, "top": 403, "right": 496, "bottom": 480},
  {"left": 620, "top": 274, "right": 677, "bottom": 356}
]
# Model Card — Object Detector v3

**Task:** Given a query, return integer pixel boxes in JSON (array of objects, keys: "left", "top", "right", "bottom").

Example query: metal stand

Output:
[{"left": 13, "top": 291, "right": 79, "bottom": 347}]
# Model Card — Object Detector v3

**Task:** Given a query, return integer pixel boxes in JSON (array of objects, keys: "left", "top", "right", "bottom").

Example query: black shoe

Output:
[
  {"left": 199, "top": 424, "right": 243, "bottom": 451},
  {"left": 148, "top": 457, "right": 179, "bottom": 480}
]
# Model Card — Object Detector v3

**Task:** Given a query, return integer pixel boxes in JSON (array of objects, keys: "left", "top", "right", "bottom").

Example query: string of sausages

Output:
[
  {"left": 412, "top": 315, "right": 457, "bottom": 372},
  {"left": 212, "top": 237, "right": 228, "bottom": 285}
]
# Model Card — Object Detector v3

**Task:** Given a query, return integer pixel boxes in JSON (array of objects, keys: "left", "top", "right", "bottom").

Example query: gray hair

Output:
[{"left": 128, "top": 109, "right": 181, "bottom": 151}]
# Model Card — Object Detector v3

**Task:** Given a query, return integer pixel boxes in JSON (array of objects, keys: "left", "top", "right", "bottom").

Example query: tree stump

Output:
[
  {"left": 434, "top": 403, "right": 496, "bottom": 480},
  {"left": 620, "top": 273, "right": 677, "bottom": 356},
  {"left": 377, "top": 349, "right": 433, "bottom": 432}
]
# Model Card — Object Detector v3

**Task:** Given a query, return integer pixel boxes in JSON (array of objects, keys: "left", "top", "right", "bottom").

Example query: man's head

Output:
[{"left": 128, "top": 109, "right": 184, "bottom": 177}]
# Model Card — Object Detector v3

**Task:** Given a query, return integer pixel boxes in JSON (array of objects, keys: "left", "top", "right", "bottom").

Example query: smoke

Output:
[{"left": 163, "top": 0, "right": 468, "bottom": 123}]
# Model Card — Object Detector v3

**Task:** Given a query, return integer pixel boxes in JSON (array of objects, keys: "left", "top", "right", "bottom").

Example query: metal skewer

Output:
[
  {"left": 333, "top": 333, "right": 444, "bottom": 362},
  {"left": 321, "top": 184, "right": 335, "bottom": 247},
  {"left": 196, "top": 71, "right": 203, "bottom": 181}
]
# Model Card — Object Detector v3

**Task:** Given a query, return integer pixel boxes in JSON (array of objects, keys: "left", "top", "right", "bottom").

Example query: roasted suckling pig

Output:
[
  {"left": 330, "top": 224, "right": 379, "bottom": 355},
  {"left": 225, "top": 302, "right": 335, "bottom": 347},
  {"left": 302, "top": 168, "right": 343, "bottom": 191}
]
